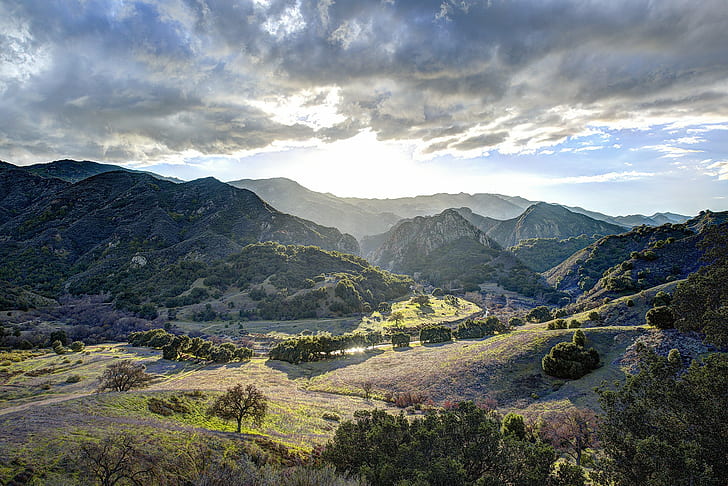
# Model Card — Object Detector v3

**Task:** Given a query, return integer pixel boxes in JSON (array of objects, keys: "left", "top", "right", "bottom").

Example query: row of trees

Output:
[
  {"left": 128, "top": 329, "right": 253, "bottom": 363},
  {"left": 268, "top": 331, "right": 384, "bottom": 363}
]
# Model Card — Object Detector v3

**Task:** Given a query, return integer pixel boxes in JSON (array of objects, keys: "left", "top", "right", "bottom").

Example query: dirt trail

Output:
[{"left": 0, "top": 392, "right": 92, "bottom": 416}]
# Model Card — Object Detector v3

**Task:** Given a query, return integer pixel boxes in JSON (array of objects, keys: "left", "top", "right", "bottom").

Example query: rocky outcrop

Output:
[{"left": 371, "top": 209, "right": 499, "bottom": 271}]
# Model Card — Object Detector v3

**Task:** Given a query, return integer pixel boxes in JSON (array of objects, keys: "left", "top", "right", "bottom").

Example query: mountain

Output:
[
  {"left": 0, "top": 171, "right": 359, "bottom": 299},
  {"left": 508, "top": 235, "right": 601, "bottom": 273},
  {"left": 342, "top": 192, "right": 530, "bottom": 222},
  {"left": 227, "top": 177, "right": 402, "bottom": 239},
  {"left": 545, "top": 210, "right": 728, "bottom": 304},
  {"left": 0, "top": 168, "right": 71, "bottom": 221},
  {"left": 456, "top": 203, "right": 626, "bottom": 248},
  {"left": 566, "top": 205, "right": 689, "bottom": 227},
  {"left": 368, "top": 209, "right": 563, "bottom": 302},
  {"left": 0, "top": 159, "right": 184, "bottom": 184}
]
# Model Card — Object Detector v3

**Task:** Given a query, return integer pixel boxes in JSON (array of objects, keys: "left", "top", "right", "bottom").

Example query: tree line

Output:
[{"left": 128, "top": 329, "right": 253, "bottom": 363}]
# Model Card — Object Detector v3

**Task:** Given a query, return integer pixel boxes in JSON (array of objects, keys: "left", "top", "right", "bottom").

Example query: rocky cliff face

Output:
[{"left": 370, "top": 209, "right": 499, "bottom": 271}]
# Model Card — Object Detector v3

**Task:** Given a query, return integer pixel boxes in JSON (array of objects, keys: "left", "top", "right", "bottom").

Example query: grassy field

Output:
[{"left": 170, "top": 295, "right": 482, "bottom": 340}]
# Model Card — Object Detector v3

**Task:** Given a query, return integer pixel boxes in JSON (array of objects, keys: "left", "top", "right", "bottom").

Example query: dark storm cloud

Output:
[{"left": 1, "top": 0, "right": 727, "bottom": 162}]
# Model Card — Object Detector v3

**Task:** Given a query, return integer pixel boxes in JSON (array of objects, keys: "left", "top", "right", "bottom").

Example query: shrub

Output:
[
  {"left": 542, "top": 342, "right": 600, "bottom": 379},
  {"left": 548, "top": 319, "right": 567, "bottom": 330},
  {"left": 393, "top": 391, "right": 428, "bottom": 408},
  {"left": 626, "top": 299, "right": 635, "bottom": 307},
  {"left": 391, "top": 332, "right": 410, "bottom": 348},
  {"left": 526, "top": 306, "right": 553, "bottom": 323},
  {"left": 568, "top": 320, "right": 581, "bottom": 329},
  {"left": 646, "top": 306, "right": 675, "bottom": 329},
  {"left": 419, "top": 325, "right": 452, "bottom": 344},
  {"left": 587, "top": 311, "right": 600, "bottom": 322},
  {"left": 65, "top": 374, "right": 82, "bottom": 384},
  {"left": 572, "top": 329, "right": 586, "bottom": 347},
  {"left": 322, "top": 411, "right": 341, "bottom": 422},
  {"left": 69, "top": 341, "right": 85, "bottom": 352}
]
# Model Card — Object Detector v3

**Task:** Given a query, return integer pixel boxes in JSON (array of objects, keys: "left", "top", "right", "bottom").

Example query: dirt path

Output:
[{"left": 0, "top": 392, "right": 93, "bottom": 416}]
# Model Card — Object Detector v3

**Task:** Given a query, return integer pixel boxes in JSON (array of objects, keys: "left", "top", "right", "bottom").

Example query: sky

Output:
[{"left": 1, "top": 0, "right": 727, "bottom": 216}]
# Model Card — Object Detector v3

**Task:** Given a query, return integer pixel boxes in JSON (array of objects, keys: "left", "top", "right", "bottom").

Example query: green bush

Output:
[
  {"left": 646, "top": 306, "right": 675, "bottom": 329},
  {"left": 419, "top": 325, "right": 452, "bottom": 344},
  {"left": 391, "top": 332, "right": 410, "bottom": 348},
  {"left": 69, "top": 341, "right": 85, "bottom": 352},
  {"left": 542, "top": 342, "right": 599, "bottom": 379}
]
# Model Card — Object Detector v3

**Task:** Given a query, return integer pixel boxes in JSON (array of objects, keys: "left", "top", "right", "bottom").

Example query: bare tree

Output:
[
  {"left": 76, "top": 433, "right": 156, "bottom": 486},
  {"left": 207, "top": 383, "right": 267, "bottom": 433},
  {"left": 361, "top": 380, "right": 374, "bottom": 400},
  {"left": 97, "top": 360, "right": 154, "bottom": 392},
  {"left": 541, "top": 408, "right": 599, "bottom": 466}
]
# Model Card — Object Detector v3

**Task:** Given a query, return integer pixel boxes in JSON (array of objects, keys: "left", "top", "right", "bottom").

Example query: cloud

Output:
[
  {"left": 1, "top": 0, "right": 727, "bottom": 164},
  {"left": 550, "top": 171, "right": 656, "bottom": 185}
]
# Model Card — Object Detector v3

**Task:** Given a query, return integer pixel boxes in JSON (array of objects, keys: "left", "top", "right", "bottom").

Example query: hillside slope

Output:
[
  {"left": 0, "top": 171, "right": 359, "bottom": 298},
  {"left": 546, "top": 211, "right": 728, "bottom": 303}
]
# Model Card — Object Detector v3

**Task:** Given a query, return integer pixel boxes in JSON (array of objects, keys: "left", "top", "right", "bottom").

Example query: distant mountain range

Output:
[
  {"left": 229, "top": 176, "right": 690, "bottom": 240},
  {"left": 2, "top": 161, "right": 691, "bottom": 241},
  {"left": 454, "top": 203, "right": 626, "bottom": 248}
]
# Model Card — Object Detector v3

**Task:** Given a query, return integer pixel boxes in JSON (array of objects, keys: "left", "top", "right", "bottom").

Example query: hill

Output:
[
  {"left": 228, "top": 177, "right": 402, "bottom": 239},
  {"left": 0, "top": 159, "right": 183, "bottom": 183},
  {"left": 545, "top": 211, "right": 728, "bottom": 304},
  {"left": 0, "top": 171, "right": 360, "bottom": 305},
  {"left": 508, "top": 235, "right": 601, "bottom": 273},
  {"left": 368, "top": 209, "right": 563, "bottom": 302},
  {"left": 456, "top": 203, "right": 626, "bottom": 247}
]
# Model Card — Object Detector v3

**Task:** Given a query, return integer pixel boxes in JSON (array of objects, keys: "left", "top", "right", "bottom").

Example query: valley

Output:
[{"left": 0, "top": 159, "right": 726, "bottom": 485}]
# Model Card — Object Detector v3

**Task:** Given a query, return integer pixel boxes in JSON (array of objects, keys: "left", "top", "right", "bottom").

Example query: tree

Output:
[
  {"left": 69, "top": 340, "right": 85, "bottom": 352},
  {"left": 411, "top": 294, "right": 430, "bottom": 306},
  {"left": 391, "top": 332, "right": 410, "bottom": 348},
  {"left": 420, "top": 325, "right": 452, "bottom": 344},
  {"left": 97, "top": 360, "right": 154, "bottom": 392},
  {"left": 596, "top": 350, "right": 728, "bottom": 485},
  {"left": 645, "top": 305, "right": 674, "bottom": 329},
  {"left": 526, "top": 306, "right": 553, "bottom": 323},
  {"left": 572, "top": 330, "right": 586, "bottom": 347},
  {"left": 542, "top": 342, "right": 599, "bottom": 379},
  {"left": 501, "top": 412, "right": 527, "bottom": 440},
  {"left": 388, "top": 311, "right": 405, "bottom": 326},
  {"left": 76, "top": 433, "right": 156, "bottom": 486},
  {"left": 541, "top": 409, "right": 598, "bottom": 466},
  {"left": 207, "top": 383, "right": 267, "bottom": 433}
]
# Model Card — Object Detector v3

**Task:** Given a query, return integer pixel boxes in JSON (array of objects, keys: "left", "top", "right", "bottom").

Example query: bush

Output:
[
  {"left": 393, "top": 391, "right": 428, "bottom": 408},
  {"left": 542, "top": 342, "right": 600, "bottom": 379},
  {"left": 526, "top": 306, "right": 553, "bottom": 323},
  {"left": 391, "top": 332, "right": 410, "bottom": 348},
  {"left": 65, "top": 374, "right": 82, "bottom": 383},
  {"left": 588, "top": 311, "right": 600, "bottom": 322},
  {"left": 419, "top": 325, "right": 452, "bottom": 344},
  {"left": 69, "top": 341, "right": 85, "bottom": 352},
  {"left": 568, "top": 320, "right": 581, "bottom": 329},
  {"left": 646, "top": 306, "right": 675, "bottom": 329},
  {"left": 547, "top": 319, "right": 567, "bottom": 330},
  {"left": 572, "top": 330, "right": 586, "bottom": 347}
]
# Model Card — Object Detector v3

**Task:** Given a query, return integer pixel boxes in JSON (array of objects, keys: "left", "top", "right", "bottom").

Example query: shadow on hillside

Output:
[{"left": 264, "top": 348, "right": 386, "bottom": 379}]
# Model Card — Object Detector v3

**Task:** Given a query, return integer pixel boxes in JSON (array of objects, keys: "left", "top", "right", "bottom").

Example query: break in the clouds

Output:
[{"left": 1, "top": 0, "right": 727, "bottom": 214}]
